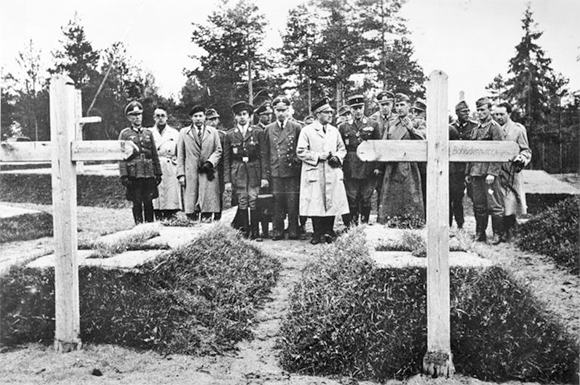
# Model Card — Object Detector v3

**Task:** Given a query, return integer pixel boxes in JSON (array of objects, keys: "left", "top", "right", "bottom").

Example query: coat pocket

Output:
[{"left": 306, "top": 167, "right": 318, "bottom": 182}]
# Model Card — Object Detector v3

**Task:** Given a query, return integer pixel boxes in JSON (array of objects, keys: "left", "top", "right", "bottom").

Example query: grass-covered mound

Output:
[
  {"left": 279, "top": 229, "right": 579, "bottom": 383},
  {"left": 0, "top": 211, "right": 53, "bottom": 243},
  {"left": 0, "top": 224, "right": 281, "bottom": 355},
  {"left": 516, "top": 195, "right": 579, "bottom": 274}
]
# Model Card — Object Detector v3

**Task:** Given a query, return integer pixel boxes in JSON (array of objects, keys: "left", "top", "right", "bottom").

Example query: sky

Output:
[{"left": 1, "top": 0, "right": 578, "bottom": 111}]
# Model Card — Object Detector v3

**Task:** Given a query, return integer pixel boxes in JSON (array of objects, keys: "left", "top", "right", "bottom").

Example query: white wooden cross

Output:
[
  {"left": 0, "top": 74, "right": 134, "bottom": 352},
  {"left": 358, "top": 70, "right": 519, "bottom": 376}
]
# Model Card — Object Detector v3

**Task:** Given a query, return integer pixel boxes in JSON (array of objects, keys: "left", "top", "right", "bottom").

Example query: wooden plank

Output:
[
  {"left": 75, "top": 89, "right": 84, "bottom": 173},
  {"left": 357, "top": 140, "right": 519, "bottom": 162},
  {"left": 50, "top": 74, "right": 82, "bottom": 352},
  {"left": 1, "top": 141, "right": 135, "bottom": 163},
  {"left": 424, "top": 70, "right": 453, "bottom": 372},
  {"left": 71, "top": 141, "right": 136, "bottom": 161}
]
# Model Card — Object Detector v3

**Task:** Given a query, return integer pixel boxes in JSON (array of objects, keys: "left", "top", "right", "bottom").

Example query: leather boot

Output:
[
  {"left": 250, "top": 210, "right": 261, "bottom": 240},
  {"left": 475, "top": 215, "right": 488, "bottom": 242},
  {"left": 490, "top": 216, "right": 506, "bottom": 245},
  {"left": 504, "top": 215, "right": 516, "bottom": 241},
  {"left": 342, "top": 213, "right": 352, "bottom": 229},
  {"left": 360, "top": 206, "right": 371, "bottom": 224}
]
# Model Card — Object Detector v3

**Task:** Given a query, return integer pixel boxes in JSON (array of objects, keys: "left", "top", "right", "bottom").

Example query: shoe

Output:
[
  {"left": 272, "top": 235, "right": 284, "bottom": 241},
  {"left": 475, "top": 233, "right": 487, "bottom": 242},
  {"left": 310, "top": 234, "right": 322, "bottom": 245},
  {"left": 323, "top": 233, "right": 334, "bottom": 243},
  {"left": 489, "top": 234, "right": 503, "bottom": 245}
]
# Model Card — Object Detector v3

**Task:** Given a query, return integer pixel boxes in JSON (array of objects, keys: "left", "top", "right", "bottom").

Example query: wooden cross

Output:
[
  {"left": 357, "top": 70, "right": 519, "bottom": 376},
  {"left": 0, "top": 74, "right": 134, "bottom": 352}
]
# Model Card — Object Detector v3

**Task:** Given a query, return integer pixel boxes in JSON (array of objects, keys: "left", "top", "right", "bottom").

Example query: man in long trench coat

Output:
[
  {"left": 297, "top": 97, "right": 349, "bottom": 245},
  {"left": 493, "top": 101, "right": 532, "bottom": 241},
  {"left": 176, "top": 105, "right": 222, "bottom": 221}
]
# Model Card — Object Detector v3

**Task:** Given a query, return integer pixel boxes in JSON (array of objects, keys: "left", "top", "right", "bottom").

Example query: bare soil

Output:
[{"left": 0, "top": 204, "right": 578, "bottom": 384}]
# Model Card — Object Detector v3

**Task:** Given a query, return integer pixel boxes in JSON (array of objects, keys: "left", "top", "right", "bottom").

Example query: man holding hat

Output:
[
  {"left": 376, "top": 92, "right": 426, "bottom": 225},
  {"left": 119, "top": 101, "right": 162, "bottom": 225},
  {"left": 205, "top": 108, "right": 227, "bottom": 220},
  {"left": 339, "top": 94, "right": 381, "bottom": 226},
  {"left": 262, "top": 96, "right": 303, "bottom": 240},
  {"left": 255, "top": 101, "right": 273, "bottom": 130},
  {"left": 151, "top": 107, "right": 182, "bottom": 221},
  {"left": 297, "top": 97, "right": 349, "bottom": 244},
  {"left": 449, "top": 100, "right": 477, "bottom": 229},
  {"left": 466, "top": 97, "right": 505, "bottom": 243},
  {"left": 224, "top": 101, "right": 269, "bottom": 239},
  {"left": 176, "top": 105, "right": 222, "bottom": 222}
]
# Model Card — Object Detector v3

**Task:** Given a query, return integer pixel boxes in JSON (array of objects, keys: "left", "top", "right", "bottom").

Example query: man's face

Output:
[
  {"left": 456, "top": 108, "right": 470, "bottom": 123},
  {"left": 259, "top": 112, "right": 271, "bottom": 125},
  {"left": 206, "top": 117, "right": 219, "bottom": 127},
  {"left": 395, "top": 101, "right": 410, "bottom": 117},
  {"left": 379, "top": 101, "right": 393, "bottom": 116},
  {"left": 274, "top": 106, "right": 289, "bottom": 123},
  {"left": 351, "top": 105, "right": 364, "bottom": 119},
  {"left": 154, "top": 109, "right": 167, "bottom": 126},
  {"left": 235, "top": 110, "right": 250, "bottom": 126},
  {"left": 191, "top": 112, "right": 205, "bottom": 127},
  {"left": 127, "top": 113, "right": 142, "bottom": 128},
  {"left": 493, "top": 106, "right": 509, "bottom": 126},
  {"left": 476, "top": 104, "right": 491, "bottom": 122},
  {"left": 317, "top": 110, "right": 333, "bottom": 125}
]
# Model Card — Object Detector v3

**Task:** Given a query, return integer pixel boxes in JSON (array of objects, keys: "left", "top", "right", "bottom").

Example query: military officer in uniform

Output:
[
  {"left": 466, "top": 97, "right": 505, "bottom": 244},
  {"left": 263, "top": 95, "right": 302, "bottom": 240},
  {"left": 151, "top": 107, "right": 181, "bottom": 221},
  {"left": 256, "top": 101, "right": 273, "bottom": 130},
  {"left": 449, "top": 100, "right": 477, "bottom": 229},
  {"left": 224, "top": 101, "right": 269, "bottom": 239},
  {"left": 338, "top": 94, "right": 381, "bottom": 226},
  {"left": 376, "top": 93, "right": 426, "bottom": 224},
  {"left": 119, "top": 101, "right": 162, "bottom": 225},
  {"left": 412, "top": 99, "right": 427, "bottom": 122}
]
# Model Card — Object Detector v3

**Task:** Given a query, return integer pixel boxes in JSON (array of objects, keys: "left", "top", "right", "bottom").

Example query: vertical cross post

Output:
[
  {"left": 75, "top": 89, "right": 84, "bottom": 173},
  {"left": 50, "top": 74, "right": 81, "bottom": 352},
  {"left": 423, "top": 70, "right": 454, "bottom": 375}
]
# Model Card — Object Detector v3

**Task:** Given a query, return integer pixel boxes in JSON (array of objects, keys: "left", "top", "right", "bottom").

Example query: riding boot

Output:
[
  {"left": 475, "top": 214, "right": 488, "bottom": 242},
  {"left": 360, "top": 206, "right": 371, "bottom": 224},
  {"left": 250, "top": 210, "right": 261, "bottom": 240},
  {"left": 490, "top": 216, "right": 506, "bottom": 245},
  {"left": 504, "top": 215, "right": 516, "bottom": 241},
  {"left": 342, "top": 213, "right": 352, "bottom": 229}
]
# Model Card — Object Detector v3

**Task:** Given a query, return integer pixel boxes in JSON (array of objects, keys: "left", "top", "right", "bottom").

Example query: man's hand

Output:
[
  {"left": 327, "top": 156, "right": 341, "bottom": 168},
  {"left": 201, "top": 161, "right": 213, "bottom": 173},
  {"left": 120, "top": 176, "right": 130, "bottom": 187},
  {"left": 485, "top": 175, "right": 495, "bottom": 185},
  {"left": 178, "top": 176, "right": 186, "bottom": 186},
  {"left": 512, "top": 155, "right": 526, "bottom": 172},
  {"left": 465, "top": 175, "right": 472, "bottom": 184},
  {"left": 225, "top": 182, "right": 232, "bottom": 192},
  {"left": 261, "top": 179, "right": 269, "bottom": 189},
  {"left": 373, "top": 169, "right": 381, "bottom": 176},
  {"left": 155, "top": 175, "right": 162, "bottom": 185},
  {"left": 318, "top": 152, "right": 329, "bottom": 161},
  {"left": 206, "top": 168, "right": 215, "bottom": 181}
]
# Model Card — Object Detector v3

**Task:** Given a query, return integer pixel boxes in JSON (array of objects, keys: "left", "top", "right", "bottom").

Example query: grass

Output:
[
  {"left": 279, "top": 228, "right": 579, "bottom": 383},
  {"left": 79, "top": 226, "right": 167, "bottom": 258},
  {"left": 374, "top": 230, "right": 467, "bottom": 257},
  {"left": 0, "top": 211, "right": 53, "bottom": 243},
  {"left": 1, "top": 224, "right": 281, "bottom": 355}
]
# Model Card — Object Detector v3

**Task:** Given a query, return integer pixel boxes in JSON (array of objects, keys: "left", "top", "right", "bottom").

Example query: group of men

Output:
[{"left": 118, "top": 90, "right": 530, "bottom": 246}]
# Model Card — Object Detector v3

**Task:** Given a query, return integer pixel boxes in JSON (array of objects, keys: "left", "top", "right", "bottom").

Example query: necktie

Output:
[
  {"left": 323, "top": 125, "right": 327, "bottom": 134},
  {"left": 198, "top": 128, "right": 202, "bottom": 138}
]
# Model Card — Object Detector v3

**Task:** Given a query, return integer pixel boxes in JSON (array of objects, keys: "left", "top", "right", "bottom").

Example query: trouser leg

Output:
[
  {"left": 250, "top": 209, "right": 260, "bottom": 240},
  {"left": 345, "top": 179, "right": 360, "bottom": 226},
  {"left": 286, "top": 177, "right": 300, "bottom": 238},
  {"left": 310, "top": 217, "right": 324, "bottom": 244},
  {"left": 272, "top": 178, "right": 285, "bottom": 238}
]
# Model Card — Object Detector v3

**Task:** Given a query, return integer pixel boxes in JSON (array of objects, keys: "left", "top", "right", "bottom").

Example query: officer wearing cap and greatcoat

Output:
[
  {"left": 466, "top": 97, "right": 505, "bottom": 243},
  {"left": 377, "top": 93, "right": 425, "bottom": 224},
  {"left": 338, "top": 95, "right": 381, "bottom": 226},
  {"left": 176, "top": 105, "right": 222, "bottom": 221},
  {"left": 297, "top": 97, "right": 349, "bottom": 245},
  {"left": 263, "top": 96, "right": 302, "bottom": 240},
  {"left": 224, "top": 101, "right": 269, "bottom": 239},
  {"left": 449, "top": 100, "right": 477, "bottom": 229},
  {"left": 205, "top": 108, "right": 227, "bottom": 220},
  {"left": 119, "top": 101, "right": 163, "bottom": 225}
]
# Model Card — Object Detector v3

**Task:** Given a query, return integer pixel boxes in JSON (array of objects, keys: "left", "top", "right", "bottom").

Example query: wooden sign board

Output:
[
  {"left": 357, "top": 140, "right": 520, "bottom": 162},
  {"left": 0, "top": 141, "right": 135, "bottom": 163}
]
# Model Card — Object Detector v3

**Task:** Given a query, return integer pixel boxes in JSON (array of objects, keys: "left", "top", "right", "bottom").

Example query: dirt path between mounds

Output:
[{"left": 1, "top": 222, "right": 577, "bottom": 385}]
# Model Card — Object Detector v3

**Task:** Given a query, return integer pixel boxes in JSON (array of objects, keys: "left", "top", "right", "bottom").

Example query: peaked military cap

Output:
[
  {"left": 455, "top": 100, "right": 469, "bottom": 111},
  {"left": 395, "top": 93, "right": 410, "bottom": 103},
  {"left": 376, "top": 91, "right": 395, "bottom": 104},
  {"left": 475, "top": 97, "right": 491, "bottom": 108},
  {"left": 232, "top": 101, "right": 254, "bottom": 115},
  {"left": 255, "top": 101, "right": 273, "bottom": 115},
  {"left": 338, "top": 105, "right": 351, "bottom": 117},
  {"left": 347, "top": 94, "right": 365, "bottom": 107},
  {"left": 125, "top": 101, "right": 143, "bottom": 115},
  {"left": 205, "top": 108, "right": 220, "bottom": 119},
  {"left": 189, "top": 105, "right": 205, "bottom": 116},
  {"left": 272, "top": 95, "right": 291, "bottom": 108},
  {"left": 312, "top": 97, "right": 333, "bottom": 114},
  {"left": 412, "top": 99, "right": 427, "bottom": 112}
]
